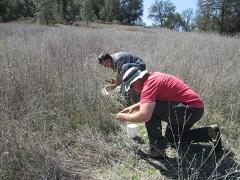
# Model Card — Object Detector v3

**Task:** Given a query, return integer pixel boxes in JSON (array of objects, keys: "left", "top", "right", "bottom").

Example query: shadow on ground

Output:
[{"left": 136, "top": 143, "right": 240, "bottom": 179}]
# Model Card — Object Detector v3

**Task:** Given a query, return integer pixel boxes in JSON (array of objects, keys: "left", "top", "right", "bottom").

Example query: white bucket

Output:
[{"left": 127, "top": 124, "right": 138, "bottom": 139}]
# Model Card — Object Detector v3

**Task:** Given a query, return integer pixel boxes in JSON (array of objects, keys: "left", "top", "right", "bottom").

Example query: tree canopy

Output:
[
  {"left": 0, "top": 0, "right": 143, "bottom": 25},
  {"left": 0, "top": 0, "right": 239, "bottom": 33},
  {"left": 195, "top": 0, "right": 240, "bottom": 33},
  {"left": 148, "top": 0, "right": 176, "bottom": 26}
]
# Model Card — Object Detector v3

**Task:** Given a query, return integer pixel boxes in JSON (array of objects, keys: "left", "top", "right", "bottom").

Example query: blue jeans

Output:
[{"left": 121, "top": 62, "right": 146, "bottom": 72}]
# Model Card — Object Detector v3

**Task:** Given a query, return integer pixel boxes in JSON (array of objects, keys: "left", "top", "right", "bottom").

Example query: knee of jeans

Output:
[
  {"left": 165, "top": 130, "right": 174, "bottom": 141},
  {"left": 121, "top": 63, "right": 136, "bottom": 72}
]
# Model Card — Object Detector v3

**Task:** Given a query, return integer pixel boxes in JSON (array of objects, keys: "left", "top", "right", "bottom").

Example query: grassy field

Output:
[{"left": 0, "top": 22, "right": 240, "bottom": 179}]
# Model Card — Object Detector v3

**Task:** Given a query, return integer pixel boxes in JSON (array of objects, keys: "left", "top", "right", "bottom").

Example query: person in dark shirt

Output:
[{"left": 98, "top": 52, "right": 146, "bottom": 91}]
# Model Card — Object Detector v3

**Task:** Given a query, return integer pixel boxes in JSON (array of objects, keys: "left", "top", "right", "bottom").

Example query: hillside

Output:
[{"left": 0, "top": 22, "right": 240, "bottom": 179}]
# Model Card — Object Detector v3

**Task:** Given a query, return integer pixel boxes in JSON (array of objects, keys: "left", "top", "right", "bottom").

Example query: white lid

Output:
[{"left": 127, "top": 124, "right": 137, "bottom": 128}]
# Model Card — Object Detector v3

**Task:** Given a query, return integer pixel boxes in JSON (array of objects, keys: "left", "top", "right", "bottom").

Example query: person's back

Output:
[
  {"left": 111, "top": 52, "right": 146, "bottom": 73},
  {"left": 98, "top": 52, "right": 146, "bottom": 94},
  {"left": 141, "top": 72, "right": 203, "bottom": 108}
]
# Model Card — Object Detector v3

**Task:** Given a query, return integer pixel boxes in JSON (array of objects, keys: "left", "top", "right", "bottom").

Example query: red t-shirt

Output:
[{"left": 140, "top": 72, "right": 204, "bottom": 108}]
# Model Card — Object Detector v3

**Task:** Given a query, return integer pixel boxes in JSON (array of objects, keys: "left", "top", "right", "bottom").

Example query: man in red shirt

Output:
[{"left": 116, "top": 67, "right": 222, "bottom": 158}]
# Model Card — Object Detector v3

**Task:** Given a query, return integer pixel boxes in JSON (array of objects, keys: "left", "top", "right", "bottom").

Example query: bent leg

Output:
[
  {"left": 153, "top": 102, "right": 205, "bottom": 143},
  {"left": 145, "top": 111, "right": 167, "bottom": 150}
]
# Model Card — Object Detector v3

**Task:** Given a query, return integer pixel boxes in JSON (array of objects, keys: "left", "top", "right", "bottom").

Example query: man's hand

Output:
[
  {"left": 120, "top": 107, "right": 133, "bottom": 114},
  {"left": 115, "top": 112, "right": 126, "bottom": 121},
  {"left": 115, "top": 102, "right": 156, "bottom": 123},
  {"left": 120, "top": 102, "right": 140, "bottom": 113},
  {"left": 104, "top": 83, "right": 117, "bottom": 91},
  {"left": 105, "top": 78, "right": 116, "bottom": 84}
]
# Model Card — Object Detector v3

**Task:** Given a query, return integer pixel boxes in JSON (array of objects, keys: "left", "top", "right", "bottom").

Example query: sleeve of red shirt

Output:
[{"left": 140, "top": 78, "right": 159, "bottom": 103}]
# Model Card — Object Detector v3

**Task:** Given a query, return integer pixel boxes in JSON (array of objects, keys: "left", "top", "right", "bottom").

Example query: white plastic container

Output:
[
  {"left": 101, "top": 87, "right": 109, "bottom": 96},
  {"left": 127, "top": 124, "right": 138, "bottom": 139}
]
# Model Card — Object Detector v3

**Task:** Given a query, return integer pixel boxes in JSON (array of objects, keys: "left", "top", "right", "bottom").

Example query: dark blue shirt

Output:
[{"left": 111, "top": 52, "right": 145, "bottom": 73}]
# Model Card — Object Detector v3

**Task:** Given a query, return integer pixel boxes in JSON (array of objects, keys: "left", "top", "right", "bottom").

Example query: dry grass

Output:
[{"left": 0, "top": 22, "right": 240, "bottom": 179}]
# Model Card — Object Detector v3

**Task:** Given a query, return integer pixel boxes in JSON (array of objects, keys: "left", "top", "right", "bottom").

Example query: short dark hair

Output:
[{"left": 98, "top": 53, "right": 112, "bottom": 63}]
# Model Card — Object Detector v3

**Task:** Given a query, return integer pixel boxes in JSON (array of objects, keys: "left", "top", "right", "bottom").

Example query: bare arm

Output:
[
  {"left": 116, "top": 102, "right": 156, "bottom": 123},
  {"left": 104, "top": 72, "right": 123, "bottom": 91},
  {"left": 120, "top": 102, "right": 140, "bottom": 113}
]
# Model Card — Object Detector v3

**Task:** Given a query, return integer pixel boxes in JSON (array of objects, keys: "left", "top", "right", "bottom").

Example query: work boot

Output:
[{"left": 208, "top": 125, "right": 223, "bottom": 151}]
